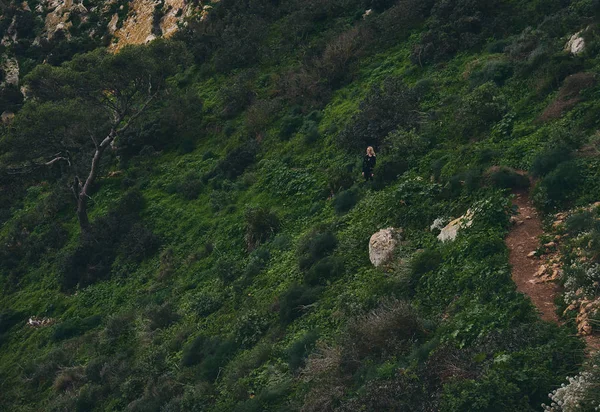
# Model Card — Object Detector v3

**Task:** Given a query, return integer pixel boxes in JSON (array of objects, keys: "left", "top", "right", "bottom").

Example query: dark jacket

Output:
[{"left": 362, "top": 154, "right": 376, "bottom": 174}]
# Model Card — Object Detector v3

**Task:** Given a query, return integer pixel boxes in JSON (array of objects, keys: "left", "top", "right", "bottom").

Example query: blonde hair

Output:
[{"left": 367, "top": 146, "right": 375, "bottom": 156}]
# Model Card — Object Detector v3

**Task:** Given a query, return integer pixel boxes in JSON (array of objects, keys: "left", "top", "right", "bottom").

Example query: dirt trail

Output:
[{"left": 506, "top": 191, "right": 560, "bottom": 323}]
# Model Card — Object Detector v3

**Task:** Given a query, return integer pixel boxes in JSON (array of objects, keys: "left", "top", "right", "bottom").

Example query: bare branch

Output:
[
  {"left": 45, "top": 156, "right": 71, "bottom": 166},
  {"left": 116, "top": 91, "right": 158, "bottom": 135}
]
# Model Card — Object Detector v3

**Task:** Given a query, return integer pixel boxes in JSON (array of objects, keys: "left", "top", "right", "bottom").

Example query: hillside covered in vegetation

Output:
[{"left": 2, "top": 0, "right": 600, "bottom": 410}]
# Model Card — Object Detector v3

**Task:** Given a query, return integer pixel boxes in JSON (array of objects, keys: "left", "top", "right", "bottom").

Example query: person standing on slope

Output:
[{"left": 362, "top": 146, "right": 376, "bottom": 182}]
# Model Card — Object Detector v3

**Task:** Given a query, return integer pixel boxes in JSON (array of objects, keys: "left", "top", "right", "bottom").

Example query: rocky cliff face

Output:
[
  {"left": 0, "top": 0, "right": 202, "bottom": 112},
  {"left": 111, "top": 0, "right": 197, "bottom": 51}
]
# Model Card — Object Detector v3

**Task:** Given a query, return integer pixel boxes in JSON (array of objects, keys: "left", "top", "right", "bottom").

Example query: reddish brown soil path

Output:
[{"left": 506, "top": 191, "right": 560, "bottom": 323}]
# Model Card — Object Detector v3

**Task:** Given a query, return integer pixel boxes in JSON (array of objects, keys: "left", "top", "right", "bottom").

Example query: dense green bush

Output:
[
  {"left": 121, "top": 223, "right": 160, "bottom": 263},
  {"left": 279, "top": 284, "right": 323, "bottom": 325},
  {"left": 535, "top": 160, "right": 582, "bottom": 208},
  {"left": 51, "top": 315, "right": 102, "bottom": 342},
  {"left": 304, "top": 256, "right": 345, "bottom": 286},
  {"left": 207, "top": 141, "right": 259, "bottom": 181},
  {"left": 530, "top": 144, "right": 572, "bottom": 177},
  {"left": 486, "top": 167, "right": 529, "bottom": 190},
  {"left": 287, "top": 330, "right": 320, "bottom": 371},
  {"left": 297, "top": 228, "right": 338, "bottom": 270},
  {"left": 244, "top": 207, "right": 280, "bottom": 251},
  {"left": 59, "top": 190, "right": 155, "bottom": 290},
  {"left": 146, "top": 303, "right": 180, "bottom": 331},
  {"left": 332, "top": 189, "right": 358, "bottom": 214},
  {"left": 337, "top": 77, "right": 422, "bottom": 151},
  {"left": 181, "top": 335, "right": 236, "bottom": 381}
]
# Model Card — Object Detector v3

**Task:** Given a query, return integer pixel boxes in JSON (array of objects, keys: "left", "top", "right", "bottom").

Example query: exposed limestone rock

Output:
[
  {"left": 111, "top": 0, "right": 197, "bottom": 51},
  {"left": 565, "top": 31, "right": 586, "bottom": 55},
  {"left": 362, "top": 9, "right": 373, "bottom": 19},
  {"left": 1, "top": 111, "right": 15, "bottom": 124},
  {"left": 1, "top": 56, "right": 19, "bottom": 86},
  {"left": 108, "top": 13, "right": 119, "bottom": 35},
  {"left": 369, "top": 228, "right": 402, "bottom": 267},
  {"left": 437, "top": 210, "right": 474, "bottom": 242}
]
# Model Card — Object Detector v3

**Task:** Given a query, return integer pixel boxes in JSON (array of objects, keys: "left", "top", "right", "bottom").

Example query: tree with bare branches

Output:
[{"left": 6, "top": 40, "right": 190, "bottom": 234}]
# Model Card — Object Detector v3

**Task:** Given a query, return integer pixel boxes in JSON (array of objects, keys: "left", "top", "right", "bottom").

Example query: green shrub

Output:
[
  {"left": 145, "top": 303, "right": 180, "bottom": 331},
  {"left": 215, "top": 257, "right": 243, "bottom": 284},
  {"left": 537, "top": 160, "right": 581, "bottom": 207},
  {"left": 51, "top": 315, "right": 102, "bottom": 342},
  {"left": 304, "top": 256, "right": 345, "bottom": 286},
  {"left": 470, "top": 60, "right": 514, "bottom": 87},
  {"left": 530, "top": 144, "right": 572, "bottom": 178},
  {"left": 121, "top": 223, "right": 160, "bottom": 263},
  {"left": 193, "top": 292, "right": 224, "bottom": 317},
  {"left": 102, "top": 312, "right": 135, "bottom": 344},
  {"left": 410, "top": 249, "right": 442, "bottom": 276},
  {"left": 327, "top": 164, "right": 355, "bottom": 194},
  {"left": 244, "top": 248, "right": 270, "bottom": 278},
  {"left": 181, "top": 335, "right": 236, "bottom": 381},
  {"left": 297, "top": 229, "right": 338, "bottom": 270},
  {"left": 344, "top": 300, "right": 425, "bottom": 361},
  {"left": 332, "top": 189, "right": 358, "bottom": 214},
  {"left": 565, "top": 210, "right": 596, "bottom": 235},
  {"left": 207, "top": 141, "right": 259, "bottom": 181},
  {"left": 279, "top": 109, "right": 304, "bottom": 140},
  {"left": 233, "top": 310, "right": 270, "bottom": 348},
  {"left": 486, "top": 167, "right": 530, "bottom": 190},
  {"left": 337, "top": 77, "right": 422, "bottom": 151},
  {"left": 244, "top": 207, "right": 280, "bottom": 251},
  {"left": 287, "top": 330, "right": 320, "bottom": 371},
  {"left": 372, "top": 157, "right": 409, "bottom": 189},
  {"left": 272, "top": 234, "right": 292, "bottom": 251},
  {"left": 279, "top": 284, "right": 324, "bottom": 325}
]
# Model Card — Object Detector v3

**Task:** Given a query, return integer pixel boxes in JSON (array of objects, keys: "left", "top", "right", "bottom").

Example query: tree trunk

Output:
[{"left": 76, "top": 130, "right": 113, "bottom": 235}]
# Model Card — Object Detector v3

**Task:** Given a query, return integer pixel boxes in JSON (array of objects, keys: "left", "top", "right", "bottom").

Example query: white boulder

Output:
[
  {"left": 369, "top": 227, "right": 401, "bottom": 267},
  {"left": 565, "top": 31, "right": 586, "bottom": 55},
  {"left": 437, "top": 210, "right": 474, "bottom": 242}
]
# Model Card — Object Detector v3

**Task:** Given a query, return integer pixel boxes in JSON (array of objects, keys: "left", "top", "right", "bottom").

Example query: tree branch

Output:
[{"left": 45, "top": 156, "right": 71, "bottom": 166}]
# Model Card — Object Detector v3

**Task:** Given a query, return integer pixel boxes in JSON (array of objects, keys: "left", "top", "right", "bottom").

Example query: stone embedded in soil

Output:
[{"left": 527, "top": 251, "right": 537, "bottom": 258}]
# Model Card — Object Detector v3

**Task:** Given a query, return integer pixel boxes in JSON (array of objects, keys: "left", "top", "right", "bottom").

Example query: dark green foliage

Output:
[
  {"left": 287, "top": 330, "right": 320, "bottom": 371},
  {"left": 455, "top": 82, "right": 508, "bottom": 139},
  {"left": 332, "top": 189, "right": 358, "bottom": 214},
  {"left": 337, "top": 77, "right": 422, "bottom": 151},
  {"left": 486, "top": 167, "right": 529, "bottom": 190},
  {"left": 51, "top": 315, "right": 102, "bottom": 342},
  {"left": 535, "top": 160, "right": 581, "bottom": 208},
  {"left": 297, "top": 228, "right": 338, "bottom": 270},
  {"left": 304, "top": 256, "right": 345, "bottom": 286},
  {"left": 279, "top": 112, "right": 304, "bottom": 140},
  {"left": 166, "top": 172, "right": 204, "bottom": 200},
  {"left": 565, "top": 210, "right": 596, "bottom": 235},
  {"left": 326, "top": 164, "right": 355, "bottom": 194},
  {"left": 411, "top": 0, "right": 515, "bottom": 64},
  {"left": 59, "top": 190, "right": 157, "bottom": 290},
  {"left": 232, "top": 310, "right": 270, "bottom": 348},
  {"left": 208, "top": 141, "right": 259, "bottom": 181},
  {"left": 219, "top": 70, "right": 256, "bottom": 119},
  {"left": 146, "top": 303, "right": 180, "bottom": 331},
  {"left": 372, "top": 157, "right": 409, "bottom": 189},
  {"left": 215, "top": 257, "right": 243, "bottom": 284},
  {"left": 530, "top": 144, "right": 572, "bottom": 177},
  {"left": 470, "top": 60, "right": 514, "bottom": 87},
  {"left": 411, "top": 249, "right": 442, "bottom": 276},
  {"left": 244, "top": 207, "right": 280, "bottom": 251},
  {"left": 121, "top": 223, "right": 160, "bottom": 263},
  {"left": 279, "top": 284, "right": 323, "bottom": 325},
  {"left": 244, "top": 248, "right": 271, "bottom": 278},
  {"left": 181, "top": 335, "right": 236, "bottom": 381}
]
